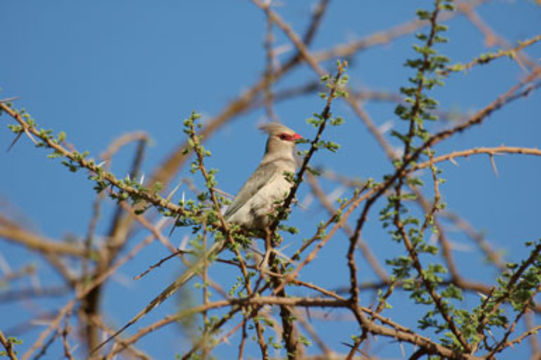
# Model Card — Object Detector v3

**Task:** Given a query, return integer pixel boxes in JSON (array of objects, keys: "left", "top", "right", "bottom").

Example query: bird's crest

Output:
[{"left": 259, "top": 123, "right": 297, "bottom": 136}]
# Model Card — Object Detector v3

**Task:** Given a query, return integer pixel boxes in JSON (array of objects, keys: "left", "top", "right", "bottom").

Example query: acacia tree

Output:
[{"left": 1, "top": 0, "right": 540, "bottom": 359}]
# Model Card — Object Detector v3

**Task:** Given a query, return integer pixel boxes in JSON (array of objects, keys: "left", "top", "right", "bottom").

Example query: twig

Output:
[
  {"left": 0, "top": 329, "right": 18, "bottom": 360},
  {"left": 457, "top": 2, "right": 538, "bottom": 71},
  {"left": 21, "top": 220, "right": 162, "bottom": 360},
  {"left": 115, "top": 295, "right": 481, "bottom": 360},
  {"left": 134, "top": 248, "right": 190, "bottom": 280},
  {"left": 0, "top": 216, "right": 88, "bottom": 258},
  {"left": 440, "top": 33, "right": 541, "bottom": 76},
  {"left": 60, "top": 315, "right": 75, "bottom": 360},
  {"left": 412, "top": 146, "right": 541, "bottom": 171},
  {"left": 0, "top": 102, "right": 186, "bottom": 218}
]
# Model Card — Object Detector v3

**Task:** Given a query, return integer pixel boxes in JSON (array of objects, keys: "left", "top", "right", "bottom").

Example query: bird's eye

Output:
[{"left": 278, "top": 134, "right": 288, "bottom": 140}]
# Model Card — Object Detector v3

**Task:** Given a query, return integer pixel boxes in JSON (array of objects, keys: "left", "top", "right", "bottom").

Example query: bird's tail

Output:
[{"left": 91, "top": 240, "right": 225, "bottom": 355}]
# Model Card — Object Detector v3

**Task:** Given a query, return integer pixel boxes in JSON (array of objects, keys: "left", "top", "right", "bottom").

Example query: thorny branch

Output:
[{"left": 2, "top": 0, "right": 541, "bottom": 359}]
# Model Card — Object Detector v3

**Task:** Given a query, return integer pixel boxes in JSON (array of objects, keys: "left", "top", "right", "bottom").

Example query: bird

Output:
[
  {"left": 93, "top": 123, "right": 302, "bottom": 353},
  {"left": 224, "top": 122, "right": 302, "bottom": 230}
]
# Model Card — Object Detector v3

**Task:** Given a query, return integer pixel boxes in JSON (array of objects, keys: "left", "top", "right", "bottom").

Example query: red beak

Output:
[{"left": 292, "top": 133, "right": 303, "bottom": 140}]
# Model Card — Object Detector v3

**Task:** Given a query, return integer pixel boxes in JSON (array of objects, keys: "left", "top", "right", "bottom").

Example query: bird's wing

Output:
[{"left": 224, "top": 162, "right": 280, "bottom": 219}]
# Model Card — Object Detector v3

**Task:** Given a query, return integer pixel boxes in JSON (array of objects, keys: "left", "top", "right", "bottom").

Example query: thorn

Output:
[
  {"left": 305, "top": 307, "right": 312, "bottom": 322},
  {"left": 165, "top": 182, "right": 182, "bottom": 202},
  {"left": 378, "top": 120, "right": 393, "bottom": 135},
  {"left": 294, "top": 197, "right": 308, "bottom": 210},
  {"left": 0, "top": 97, "right": 20, "bottom": 103},
  {"left": 300, "top": 193, "right": 314, "bottom": 209},
  {"left": 6, "top": 132, "right": 23, "bottom": 152},
  {"left": 168, "top": 214, "right": 181, "bottom": 237},
  {"left": 489, "top": 154, "right": 499, "bottom": 177},
  {"left": 449, "top": 157, "right": 459, "bottom": 167},
  {"left": 179, "top": 235, "right": 190, "bottom": 250},
  {"left": 399, "top": 342, "right": 406, "bottom": 358},
  {"left": 23, "top": 128, "right": 39, "bottom": 146}
]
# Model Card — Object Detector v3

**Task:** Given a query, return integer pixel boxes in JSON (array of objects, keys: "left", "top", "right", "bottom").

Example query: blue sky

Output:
[{"left": 1, "top": 1, "right": 540, "bottom": 359}]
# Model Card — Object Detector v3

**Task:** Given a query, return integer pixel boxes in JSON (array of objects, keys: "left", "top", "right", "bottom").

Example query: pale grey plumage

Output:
[
  {"left": 225, "top": 123, "right": 301, "bottom": 230},
  {"left": 93, "top": 123, "right": 301, "bottom": 353}
]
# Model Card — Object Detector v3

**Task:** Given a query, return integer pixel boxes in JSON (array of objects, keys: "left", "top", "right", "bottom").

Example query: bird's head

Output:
[{"left": 259, "top": 123, "right": 303, "bottom": 155}]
